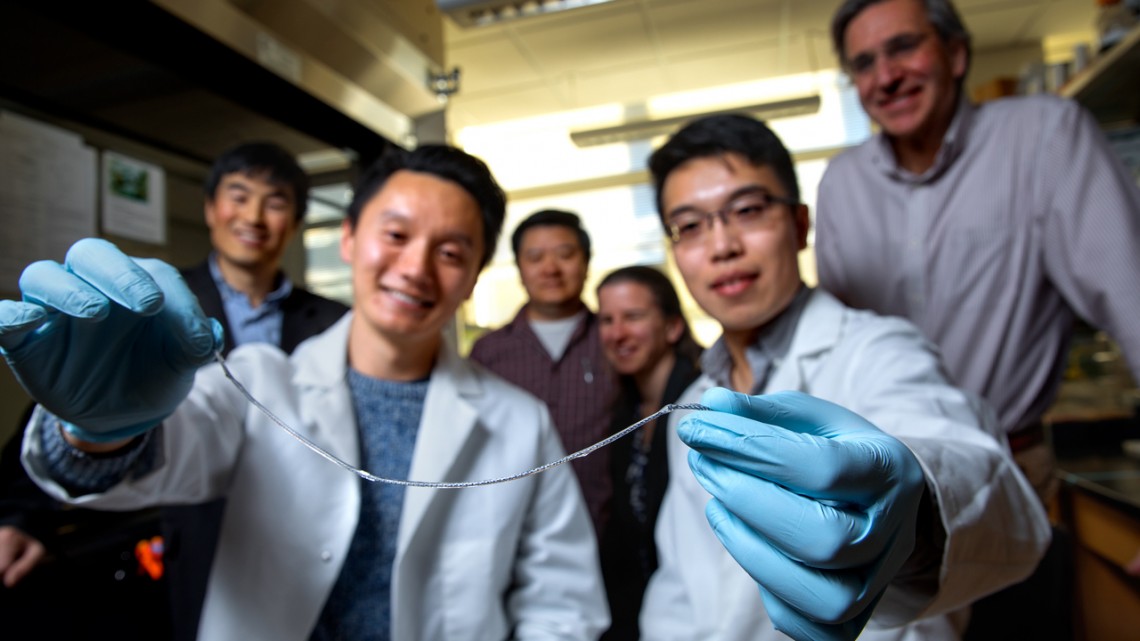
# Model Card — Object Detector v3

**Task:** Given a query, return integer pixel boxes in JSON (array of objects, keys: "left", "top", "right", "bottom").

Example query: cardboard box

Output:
[{"left": 971, "top": 77, "right": 1019, "bottom": 103}]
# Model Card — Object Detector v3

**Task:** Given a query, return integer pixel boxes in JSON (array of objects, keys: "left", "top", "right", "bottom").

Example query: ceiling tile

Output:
[
  {"left": 666, "top": 39, "right": 818, "bottom": 95},
  {"left": 514, "top": 8, "right": 658, "bottom": 74},
  {"left": 449, "top": 83, "right": 570, "bottom": 126},
  {"left": 1016, "top": 1, "right": 1098, "bottom": 41},
  {"left": 790, "top": 0, "right": 845, "bottom": 42},
  {"left": 962, "top": 5, "right": 1040, "bottom": 48},
  {"left": 959, "top": 0, "right": 1095, "bottom": 48},
  {"left": 449, "top": 37, "right": 543, "bottom": 93},
  {"left": 649, "top": 0, "right": 788, "bottom": 58},
  {"left": 571, "top": 64, "right": 673, "bottom": 108},
  {"left": 442, "top": 13, "right": 506, "bottom": 46}
]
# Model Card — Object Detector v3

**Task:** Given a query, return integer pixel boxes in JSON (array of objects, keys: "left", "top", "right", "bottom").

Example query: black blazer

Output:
[
  {"left": 167, "top": 261, "right": 347, "bottom": 641},
  {"left": 179, "top": 260, "right": 348, "bottom": 356},
  {"left": 599, "top": 355, "right": 700, "bottom": 641}
]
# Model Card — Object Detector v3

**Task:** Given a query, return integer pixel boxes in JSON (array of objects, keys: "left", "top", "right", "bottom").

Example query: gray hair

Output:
[{"left": 831, "top": 0, "right": 972, "bottom": 73}]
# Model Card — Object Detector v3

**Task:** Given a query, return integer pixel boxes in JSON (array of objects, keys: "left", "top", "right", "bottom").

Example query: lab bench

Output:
[{"left": 1051, "top": 417, "right": 1140, "bottom": 641}]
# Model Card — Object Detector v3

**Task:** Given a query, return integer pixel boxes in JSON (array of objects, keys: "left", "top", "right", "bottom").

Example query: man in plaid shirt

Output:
[{"left": 470, "top": 210, "right": 616, "bottom": 539}]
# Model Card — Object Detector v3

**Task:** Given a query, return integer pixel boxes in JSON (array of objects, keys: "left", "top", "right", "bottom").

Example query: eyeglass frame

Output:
[
  {"left": 843, "top": 30, "right": 932, "bottom": 77},
  {"left": 665, "top": 187, "right": 799, "bottom": 245}
]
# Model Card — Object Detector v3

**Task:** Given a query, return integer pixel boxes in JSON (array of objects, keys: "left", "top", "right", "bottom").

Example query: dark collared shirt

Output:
[
  {"left": 208, "top": 253, "right": 292, "bottom": 348},
  {"left": 700, "top": 285, "right": 810, "bottom": 394},
  {"left": 469, "top": 305, "right": 616, "bottom": 536}
]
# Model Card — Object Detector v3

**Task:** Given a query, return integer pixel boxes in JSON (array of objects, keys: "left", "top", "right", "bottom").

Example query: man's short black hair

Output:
[
  {"left": 648, "top": 114, "right": 800, "bottom": 234},
  {"left": 510, "top": 209, "right": 592, "bottom": 264},
  {"left": 204, "top": 142, "right": 310, "bottom": 221},
  {"left": 345, "top": 144, "right": 507, "bottom": 270}
]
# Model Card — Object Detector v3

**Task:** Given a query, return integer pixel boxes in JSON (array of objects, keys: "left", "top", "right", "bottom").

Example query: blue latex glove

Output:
[
  {"left": 0, "top": 238, "right": 223, "bottom": 443},
  {"left": 679, "top": 388, "right": 926, "bottom": 641}
]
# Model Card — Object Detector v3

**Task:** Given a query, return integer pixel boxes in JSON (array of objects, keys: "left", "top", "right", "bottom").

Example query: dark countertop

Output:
[{"left": 1052, "top": 416, "right": 1140, "bottom": 518}]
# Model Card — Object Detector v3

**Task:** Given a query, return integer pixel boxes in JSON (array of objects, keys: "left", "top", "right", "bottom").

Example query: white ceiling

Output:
[{"left": 443, "top": 0, "right": 1097, "bottom": 130}]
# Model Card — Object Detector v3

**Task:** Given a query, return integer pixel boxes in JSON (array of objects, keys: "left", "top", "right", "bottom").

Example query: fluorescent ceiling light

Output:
[
  {"left": 569, "top": 95, "right": 822, "bottom": 148},
  {"left": 437, "top": 0, "right": 618, "bottom": 28}
]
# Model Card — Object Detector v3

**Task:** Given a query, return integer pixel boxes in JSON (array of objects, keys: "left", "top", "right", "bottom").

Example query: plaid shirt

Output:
[{"left": 470, "top": 305, "right": 616, "bottom": 536}]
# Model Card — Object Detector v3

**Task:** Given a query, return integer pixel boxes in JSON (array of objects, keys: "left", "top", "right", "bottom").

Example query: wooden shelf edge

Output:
[{"left": 1062, "top": 23, "right": 1140, "bottom": 102}]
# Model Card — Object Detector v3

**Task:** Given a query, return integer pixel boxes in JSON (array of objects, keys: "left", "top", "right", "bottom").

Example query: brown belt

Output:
[{"left": 1008, "top": 422, "right": 1046, "bottom": 454}]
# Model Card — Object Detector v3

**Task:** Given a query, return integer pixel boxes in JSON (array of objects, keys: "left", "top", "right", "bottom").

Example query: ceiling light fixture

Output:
[
  {"left": 437, "top": 0, "right": 619, "bottom": 28},
  {"left": 568, "top": 95, "right": 822, "bottom": 148},
  {"left": 428, "top": 68, "right": 462, "bottom": 103}
]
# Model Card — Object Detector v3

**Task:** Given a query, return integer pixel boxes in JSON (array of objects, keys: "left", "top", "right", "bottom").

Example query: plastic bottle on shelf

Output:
[{"left": 1096, "top": 0, "right": 1137, "bottom": 52}]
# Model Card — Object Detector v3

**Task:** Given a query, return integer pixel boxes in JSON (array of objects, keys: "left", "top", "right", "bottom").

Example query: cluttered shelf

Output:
[
  {"left": 1045, "top": 322, "right": 1139, "bottom": 425},
  {"left": 1061, "top": 22, "right": 1140, "bottom": 126}
]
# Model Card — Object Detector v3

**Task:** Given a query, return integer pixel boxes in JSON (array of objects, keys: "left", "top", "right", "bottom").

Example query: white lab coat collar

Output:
[
  {"left": 398, "top": 342, "right": 484, "bottom": 558},
  {"left": 289, "top": 312, "right": 488, "bottom": 559},
  {"left": 764, "top": 288, "right": 847, "bottom": 394}
]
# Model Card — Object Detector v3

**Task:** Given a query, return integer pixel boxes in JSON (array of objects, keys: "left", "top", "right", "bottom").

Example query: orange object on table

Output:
[{"left": 134, "top": 536, "right": 164, "bottom": 580}]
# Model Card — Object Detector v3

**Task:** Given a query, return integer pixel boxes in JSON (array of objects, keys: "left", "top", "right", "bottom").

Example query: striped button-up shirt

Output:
[
  {"left": 470, "top": 305, "right": 616, "bottom": 536},
  {"left": 816, "top": 94, "right": 1140, "bottom": 435}
]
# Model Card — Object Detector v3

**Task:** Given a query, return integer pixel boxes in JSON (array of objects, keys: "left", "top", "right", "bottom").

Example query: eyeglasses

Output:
[
  {"left": 845, "top": 31, "right": 930, "bottom": 77},
  {"left": 666, "top": 190, "right": 796, "bottom": 245}
]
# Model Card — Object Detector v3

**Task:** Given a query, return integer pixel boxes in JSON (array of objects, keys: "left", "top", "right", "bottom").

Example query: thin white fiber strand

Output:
[{"left": 214, "top": 352, "right": 707, "bottom": 489}]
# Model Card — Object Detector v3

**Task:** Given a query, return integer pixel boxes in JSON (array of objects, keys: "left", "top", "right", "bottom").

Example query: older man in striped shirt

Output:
[
  {"left": 816, "top": 1, "right": 1140, "bottom": 638},
  {"left": 817, "top": 0, "right": 1140, "bottom": 502}
]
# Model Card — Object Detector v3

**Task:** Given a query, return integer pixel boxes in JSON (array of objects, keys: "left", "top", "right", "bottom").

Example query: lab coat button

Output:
[{"left": 321, "top": 550, "right": 332, "bottom": 562}]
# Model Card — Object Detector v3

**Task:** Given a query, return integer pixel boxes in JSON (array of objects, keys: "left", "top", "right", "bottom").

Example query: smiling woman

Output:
[{"left": 595, "top": 264, "right": 702, "bottom": 641}]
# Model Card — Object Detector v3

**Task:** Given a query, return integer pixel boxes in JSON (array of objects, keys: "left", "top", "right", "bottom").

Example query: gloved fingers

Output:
[
  {"left": 0, "top": 300, "right": 50, "bottom": 351},
  {"left": 757, "top": 584, "right": 880, "bottom": 641},
  {"left": 688, "top": 449, "right": 886, "bottom": 568},
  {"left": 136, "top": 258, "right": 224, "bottom": 366},
  {"left": 700, "top": 388, "right": 874, "bottom": 439},
  {"left": 18, "top": 260, "right": 112, "bottom": 320},
  {"left": 704, "top": 498, "right": 877, "bottom": 625},
  {"left": 64, "top": 238, "right": 164, "bottom": 316},
  {"left": 679, "top": 409, "right": 904, "bottom": 506}
]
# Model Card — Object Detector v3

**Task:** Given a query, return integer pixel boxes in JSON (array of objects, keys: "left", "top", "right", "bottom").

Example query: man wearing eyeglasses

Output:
[
  {"left": 816, "top": 0, "right": 1140, "bottom": 500},
  {"left": 637, "top": 114, "right": 1047, "bottom": 641},
  {"left": 815, "top": 3, "right": 1140, "bottom": 636}
]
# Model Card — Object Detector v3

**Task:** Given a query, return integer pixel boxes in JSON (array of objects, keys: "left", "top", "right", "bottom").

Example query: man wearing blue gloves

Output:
[
  {"left": 638, "top": 114, "right": 1050, "bottom": 641},
  {"left": 0, "top": 145, "right": 608, "bottom": 640}
]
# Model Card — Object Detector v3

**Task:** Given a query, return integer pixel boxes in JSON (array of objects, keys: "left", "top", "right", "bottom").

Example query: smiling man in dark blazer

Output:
[
  {"left": 0, "top": 141, "right": 346, "bottom": 640},
  {"left": 166, "top": 141, "right": 347, "bottom": 640}
]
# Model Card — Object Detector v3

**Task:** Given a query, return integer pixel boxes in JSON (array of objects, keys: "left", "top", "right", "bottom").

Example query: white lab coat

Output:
[
  {"left": 641, "top": 289, "right": 1050, "bottom": 641},
  {"left": 24, "top": 314, "right": 609, "bottom": 641}
]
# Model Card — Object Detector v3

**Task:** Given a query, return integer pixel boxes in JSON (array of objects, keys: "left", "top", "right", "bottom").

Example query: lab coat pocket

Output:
[{"left": 440, "top": 537, "right": 509, "bottom": 640}]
